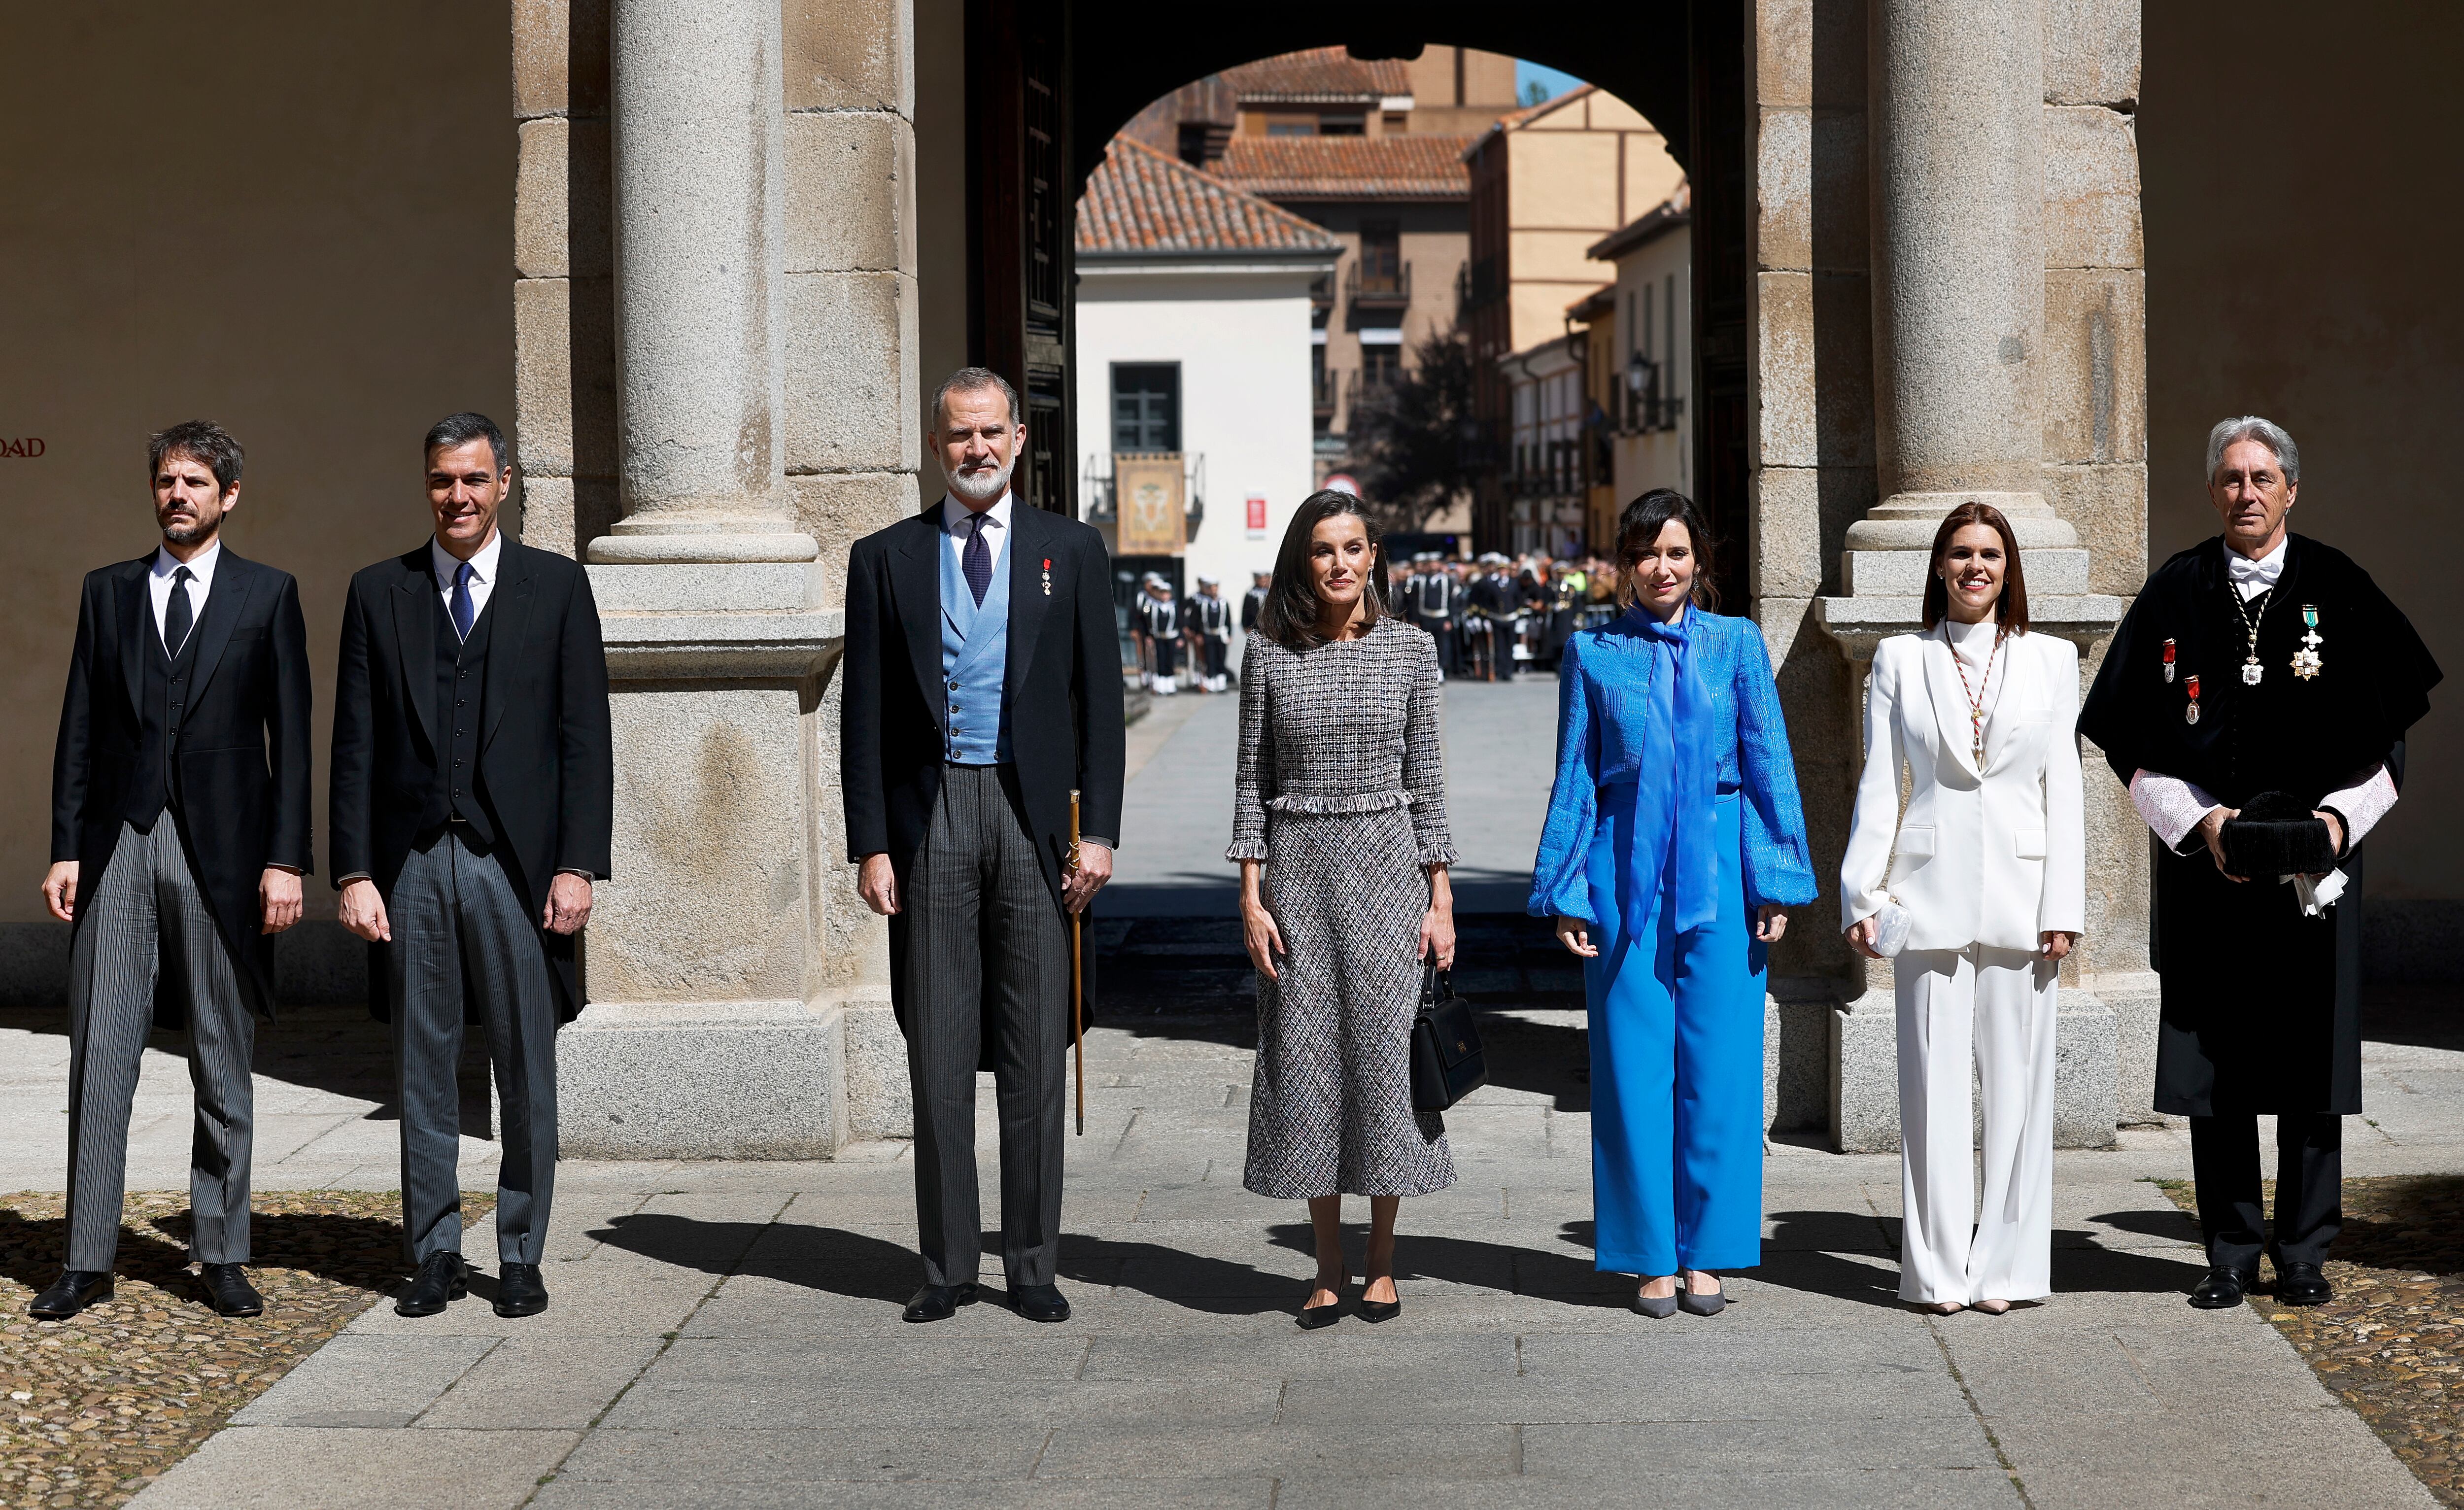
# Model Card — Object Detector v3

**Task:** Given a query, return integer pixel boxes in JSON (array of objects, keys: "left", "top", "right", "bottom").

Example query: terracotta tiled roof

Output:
[
  {"left": 1587, "top": 181, "right": 1693, "bottom": 261},
  {"left": 1210, "top": 135, "right": 1473, "bottom": 202},
  {"left": 1221, "top": 47, "right": 1412, "bottom": 103},
  {"left": 1076, "top": 137, "right": 1342, "bottom": 257}
]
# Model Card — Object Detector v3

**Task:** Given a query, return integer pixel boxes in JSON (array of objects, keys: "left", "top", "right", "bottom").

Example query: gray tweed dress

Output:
[{"left": 1229, "top": 617, "right": 1458, "bottom": 1199}]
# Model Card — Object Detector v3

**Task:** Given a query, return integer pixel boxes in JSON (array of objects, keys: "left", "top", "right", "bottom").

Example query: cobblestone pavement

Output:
[{"left": 13, "top": 1005, "right": 2422, "bottom": 1510}]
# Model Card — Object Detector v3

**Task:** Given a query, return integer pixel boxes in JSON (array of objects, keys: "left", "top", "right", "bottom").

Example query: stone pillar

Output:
[
  {"left": 557, "top": 0, "right": 849, "bottom": 1158},
  {"left": 1814, "top": 0, "right": 2128, "bottom": 1150}
]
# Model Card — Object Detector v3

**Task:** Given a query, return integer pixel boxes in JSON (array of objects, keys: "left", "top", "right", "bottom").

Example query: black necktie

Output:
[
  {"left": 962, "top": 513, "right": 992, "bottom": 606},
  {"left": 164, "top": 565, "right": 195, "bottom": 655}
]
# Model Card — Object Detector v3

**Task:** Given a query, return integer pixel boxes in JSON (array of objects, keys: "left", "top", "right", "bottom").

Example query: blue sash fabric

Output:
[{"left": 1622, "top": 606, "right": 1720, "bottom": 941}]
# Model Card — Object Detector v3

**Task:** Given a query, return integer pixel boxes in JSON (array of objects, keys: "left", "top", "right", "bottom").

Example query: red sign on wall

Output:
[{"left": 1245, "top": 495, "right": 1267, "bottom": 534}]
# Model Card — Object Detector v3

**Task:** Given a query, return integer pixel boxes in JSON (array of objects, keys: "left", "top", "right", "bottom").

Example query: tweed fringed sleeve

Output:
[
  {"left": 1403, "top": 629, "right": 1458, "bottom": 868},
  {"left": 1227, "top": 641, "right": 1275, "bottom": 862}
]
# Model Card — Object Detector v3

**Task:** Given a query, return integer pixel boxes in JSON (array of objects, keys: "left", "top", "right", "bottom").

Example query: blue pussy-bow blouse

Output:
[{"left": 1527, "top": 607, "right": 1817, "bottom": 926}]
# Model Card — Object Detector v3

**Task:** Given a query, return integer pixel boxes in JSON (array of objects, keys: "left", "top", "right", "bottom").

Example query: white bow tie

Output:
[{"left": 2226, "top": 549, "right": 2282, "bottom": 588}]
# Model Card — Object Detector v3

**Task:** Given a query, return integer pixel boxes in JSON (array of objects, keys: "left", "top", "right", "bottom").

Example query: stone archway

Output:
[{"left": 506, "top": 0, "right": 2148, "bottom": 1157}]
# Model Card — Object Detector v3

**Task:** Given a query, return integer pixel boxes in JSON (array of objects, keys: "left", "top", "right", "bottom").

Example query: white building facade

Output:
[
  {"left": 1075, "top": 138, "right": 1337, "bottom": 606},
  {"left": 1590, "top": 192, "right": 1693, "bottom": 510}
]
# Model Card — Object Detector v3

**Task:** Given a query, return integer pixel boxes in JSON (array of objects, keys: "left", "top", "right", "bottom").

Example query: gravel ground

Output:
[
  {"left": 0, "top": 1190, "right": 490, "bottom": 1510},
  {"left": 2164, "top": 1174, "right": 2464, "bottom": 1507}
]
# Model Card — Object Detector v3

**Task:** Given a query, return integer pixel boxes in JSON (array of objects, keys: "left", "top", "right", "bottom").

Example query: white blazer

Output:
[{"left": 1840, "top": 627, "right": 2087, "bottom": 953}]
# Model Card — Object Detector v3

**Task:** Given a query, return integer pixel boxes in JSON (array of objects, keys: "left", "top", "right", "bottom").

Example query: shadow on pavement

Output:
[{"left": 0, "top": 1203, "right": 412, "bottom": 1296}]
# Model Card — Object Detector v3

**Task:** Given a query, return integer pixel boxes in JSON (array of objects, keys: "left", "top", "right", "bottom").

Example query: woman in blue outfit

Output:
[{"left": 1531, "top": 490, "right": 1816, "bottom": 1318}]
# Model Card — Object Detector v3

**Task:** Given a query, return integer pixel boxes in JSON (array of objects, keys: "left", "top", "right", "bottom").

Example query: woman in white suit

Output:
[{"left": 1841, "top": 501, "right": 2086, "bottom": 1314}]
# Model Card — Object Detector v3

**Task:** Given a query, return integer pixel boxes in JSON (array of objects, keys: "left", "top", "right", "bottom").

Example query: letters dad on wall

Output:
[{"left": 1115, "top": 454, "right": 1185, "bottom": 555}]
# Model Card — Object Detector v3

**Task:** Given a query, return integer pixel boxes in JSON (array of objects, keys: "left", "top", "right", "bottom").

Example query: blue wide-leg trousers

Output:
[{"left": 1584, "top": 787, "right": 1765, "bottom": 1275}]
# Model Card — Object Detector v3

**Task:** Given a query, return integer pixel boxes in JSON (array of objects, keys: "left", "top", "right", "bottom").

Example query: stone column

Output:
[
  {"left": 1814, "top": 0, "right": 2126, "bottom": 1151},
  {"left": 558, "top": 0, "right": 849, "bottom": 1158}
]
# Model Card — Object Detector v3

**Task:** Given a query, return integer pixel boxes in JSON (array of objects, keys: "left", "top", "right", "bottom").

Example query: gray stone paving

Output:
[{"left": 42, "top": 999, "right": 2437, "bottom": 1509}]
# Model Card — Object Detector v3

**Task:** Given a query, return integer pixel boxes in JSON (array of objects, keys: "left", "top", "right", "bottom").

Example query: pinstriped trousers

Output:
[
  {"left": 905, "top": 763, "right": 1069, "bottom": 1288},
  {"left": 388, "top": 830, "right": 559, "bottom": 1266},
  {"left": 66, "top": 818, "right": 256, "bottom": 1270}
]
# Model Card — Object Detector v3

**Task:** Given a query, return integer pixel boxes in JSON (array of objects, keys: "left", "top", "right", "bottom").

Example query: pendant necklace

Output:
[
  {"left": 1946, "top": 622, "right": 2003, "bottom": 765},
  {"left": 2227, "top": 579, "right": 2273, "bottom": 686}
]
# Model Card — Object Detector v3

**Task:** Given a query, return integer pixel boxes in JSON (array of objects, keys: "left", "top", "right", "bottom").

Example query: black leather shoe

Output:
[
  {"left": 2188, "top": 1266, "right": 2257, "bottom": 1309},
  {"left": 902, "top": 1283, "right": 979, "bottom": 1323},
  {"left": 395, "top": 1251, "right": 469, "bottom": 1317},
  {"left": 1008, "top": 1282, "right": 1071, "bottom": 1323},
  {"left": 2277, "top": 1261, "right": 2334, "bottom": 1306},
  {"left": 493, "top": 1262, "right": 549, "bottom": 1318},
  {"left": 199, "top": 1263, "right": 264, "bottom": 1318},
  {"left": 28, "top": 1270, "right": 112, "bottom": 1321},
  {"left": 1297, "top": 1296, "right": 1346, "bottom": 1330}
]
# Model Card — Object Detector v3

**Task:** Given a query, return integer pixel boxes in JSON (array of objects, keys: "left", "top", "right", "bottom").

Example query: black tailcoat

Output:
[
  {"left": 50, "top": 549, "right": 314, "bottom": 1022},
  {"left": 2079, "top": 534, "right": 2439, "bottom": 1114},
  {"left": 840, "top": 502, "right": 1127, "bottom": 1056},
  {"left": 329, "top": 538, "right": 614, "bottom": 1023}
]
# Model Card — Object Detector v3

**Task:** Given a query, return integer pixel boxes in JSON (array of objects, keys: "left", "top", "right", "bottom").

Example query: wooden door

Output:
[{"left": 967, "top": 0, "right": 1076, "bottom": 516}]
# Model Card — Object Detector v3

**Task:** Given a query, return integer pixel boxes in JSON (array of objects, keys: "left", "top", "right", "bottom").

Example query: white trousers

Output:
[{"left": 1894, "top": 945, "right": 2057, "bottom": 1304}]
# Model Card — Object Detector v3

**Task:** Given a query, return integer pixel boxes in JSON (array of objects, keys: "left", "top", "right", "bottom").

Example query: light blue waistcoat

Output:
[{"left": 939, "top": 516, "right": 1012, "bottom": 764}]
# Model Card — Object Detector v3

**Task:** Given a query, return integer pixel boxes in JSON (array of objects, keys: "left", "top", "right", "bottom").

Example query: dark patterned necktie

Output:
[
  {"left": 452, "top": 561, "right": 476, "bottom": 640},
  {"left": 962, "top": 513, "right": 992, "bottom": 606},
  {"left": 164, "top": 566, "right": 195, "bottom": 655}
]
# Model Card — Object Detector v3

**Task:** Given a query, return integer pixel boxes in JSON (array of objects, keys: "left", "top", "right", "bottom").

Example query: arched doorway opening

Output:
[{"left": 953, "top": 0, "right": 1749, "bottom": 610}]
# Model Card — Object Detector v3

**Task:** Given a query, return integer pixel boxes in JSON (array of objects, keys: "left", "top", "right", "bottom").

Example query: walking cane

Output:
[{"left": 1068, "top": 789, "right": 1086, "bottom": 1135}]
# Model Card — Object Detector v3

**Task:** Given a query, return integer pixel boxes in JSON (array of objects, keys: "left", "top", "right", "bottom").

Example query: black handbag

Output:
[{"left": 1409, "top": 962, "right": 1488, "bottom": 1112}]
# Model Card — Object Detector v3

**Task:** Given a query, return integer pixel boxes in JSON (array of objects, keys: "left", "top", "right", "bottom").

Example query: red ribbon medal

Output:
[
  {"left": 2161, "top": 638, "right": 2177, "bottom": 683},
  {"left": 2184, "top": 673, "right": 2201, "bottom": 725}
]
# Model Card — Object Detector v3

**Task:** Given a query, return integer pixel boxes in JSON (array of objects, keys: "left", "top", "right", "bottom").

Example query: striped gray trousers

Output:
[
  {"left": 66, "top": 818, "right": 256, "bottom": 1270},
  {"left": 905, "top": 763, "right": 1069, "bottom": 1288}
]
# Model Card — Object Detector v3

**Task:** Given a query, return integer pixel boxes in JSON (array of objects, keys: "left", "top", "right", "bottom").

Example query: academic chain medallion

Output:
[{"left": 1945, "top": 623, "right": 2004, "bottom": 765}]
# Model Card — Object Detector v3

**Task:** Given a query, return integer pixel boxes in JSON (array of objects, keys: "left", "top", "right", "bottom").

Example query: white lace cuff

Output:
[
  {"left": 2129, "top": 769, "right": 2222, "bottom": 854},
  {"left": 2320, "top": 765, "right": 2398, "bottom": 850}
]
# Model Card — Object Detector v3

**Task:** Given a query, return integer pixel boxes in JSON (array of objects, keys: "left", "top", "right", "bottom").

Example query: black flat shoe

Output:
[
  {"left": 1008, "top": 1282, "right": 1071, "bottom": 1323},
  {"left": 2276, "top": 1262, "right": 2334, "bottom": 1306},
  {"left": 1356, "top": 1286, "right": 1401, "bottom": 1324},
  {"left": 493, "top": 1262, "right": 549, "bottom": 1318},
  {"left": 2188, "top": 1266, "right": 2257, "bottom": 1309},
  {"left": 199, "top": 1263, "right": 263, "bottom": 1318},
  {"left": 29, "top": 1270, "right": 112, "bottom": 1321},
  {"left": 395, "top": 1251, "right": 469, "bottom": 1317},
  {"left": 1297, "top": 1296, "right": 1346, "bottom": 1330},
  {"left": 902, "top": 1283, "right": 979, "bottom": 1323}
]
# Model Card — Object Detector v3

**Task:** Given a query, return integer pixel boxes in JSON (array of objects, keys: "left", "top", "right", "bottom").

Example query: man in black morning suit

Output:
[
  {"left": 330, "top": 412, "right": 612, "bottom": 1320},
  {"left": 842, "top": 368, "right": 1127, "bottom": 1324},
  {"left": 37, "top": 421, "right": 311, "bottom": 1322}
]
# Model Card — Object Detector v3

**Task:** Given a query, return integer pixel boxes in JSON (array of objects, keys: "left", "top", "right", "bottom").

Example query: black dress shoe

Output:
[
  {"left": 2188, "top": 1266, "right": 2257, "bottom": 1309},
  {"left": 28, "top": 1270, "right": 112, "bottom": 1321},
  {"left": 493, "top": 1262, "right": 549, "bottom": 1318},
  {"left": 199, "top": 1263, "right": 264, "bottom": 1318},
  {"left": 395, "top": 1251, "right": 469, "bottom": 1317},
  {"left": 1356, "top": 1295, "right": 1402, "bottom": 1324},
  {"left": 2277, "top": 1261, "right": 2334, "bottom": 1306},
  {"left": 1297, "top": 1295, "right": 1346, "bottom": 1330},
  {"left": 902, "top": 1282, "right": 979, "bottom": 1323},
  {"left": 1008, "top": 1282, "right": 1071, "bottom": 1323}
]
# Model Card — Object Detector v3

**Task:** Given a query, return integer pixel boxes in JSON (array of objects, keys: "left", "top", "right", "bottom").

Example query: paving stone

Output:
[
  {"left": 417, "top": 1336, "right": 665, "bottom": 1428},
  {"left": 131, "top": 1426, "right": 577, "bottom": 1509},
  {"left": 1032, "top": 1422, "right": 1516, "bottom": 1480},
  {"left": 534, "top": 1481, "right": 1276, "bottom": 1509},
  {"left": 1523, "top": 1416, "right": 2000, "bottom": 1476},
  {"left": 558, "top": 1425, "right": 1049, "bottom": 1482},
  {"left": 1271, "top": 1470, "right": 2022, "bottom": 1510},
  {"left": 607, "top": 1372, "right": 1280, "bottom": 1431},
  {"left": 230, "top": 1335, "right": 495, "bottom": 1428}
]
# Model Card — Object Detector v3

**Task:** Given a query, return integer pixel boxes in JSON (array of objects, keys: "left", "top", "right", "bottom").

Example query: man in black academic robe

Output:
[{"left": 2080, "top": 416, "right": 2440, "bottom": 1309}]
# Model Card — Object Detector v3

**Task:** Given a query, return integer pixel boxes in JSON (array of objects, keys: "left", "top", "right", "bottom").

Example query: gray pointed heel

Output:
[{"left": 1679, "top": 1283, "right": 1727, "bottom": 1317}]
